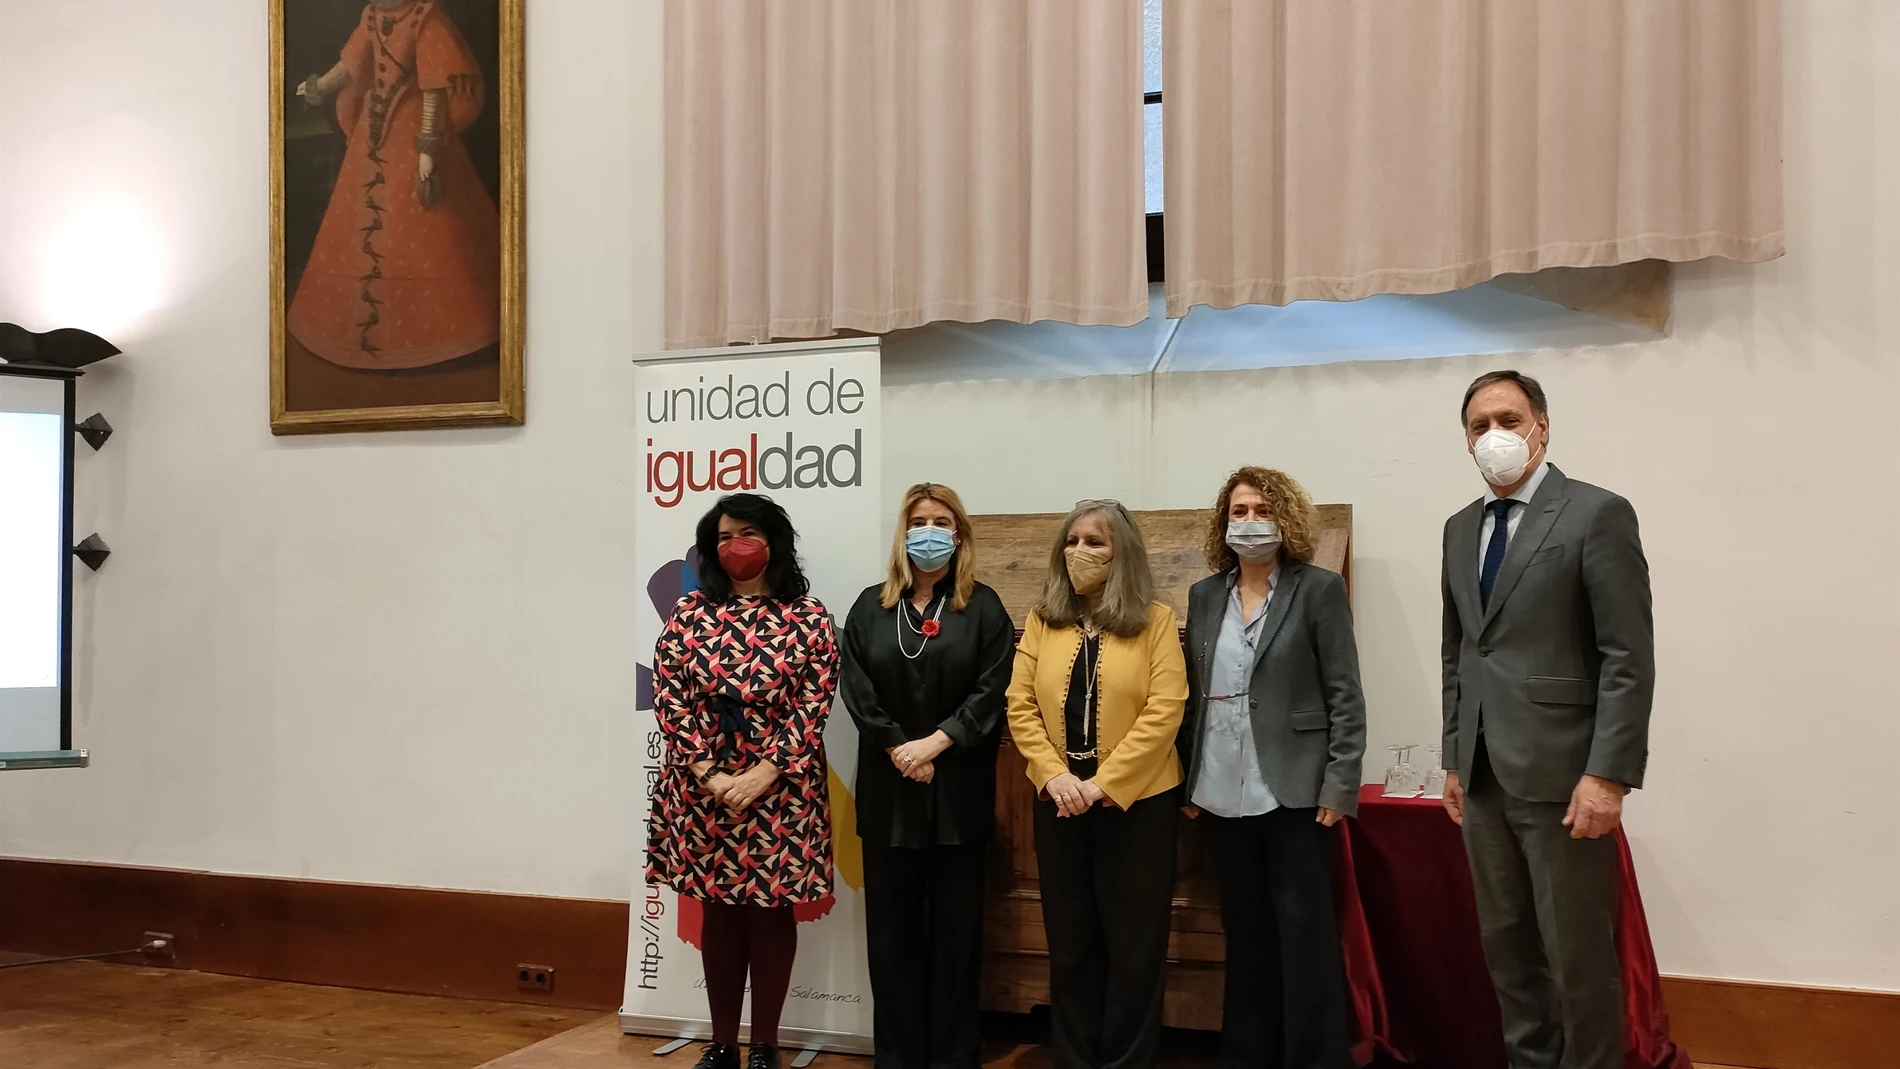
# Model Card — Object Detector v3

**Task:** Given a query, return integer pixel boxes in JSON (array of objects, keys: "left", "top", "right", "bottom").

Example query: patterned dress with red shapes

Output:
[{"left": 645, "top": 591, "right": 840, "bottom": 906}]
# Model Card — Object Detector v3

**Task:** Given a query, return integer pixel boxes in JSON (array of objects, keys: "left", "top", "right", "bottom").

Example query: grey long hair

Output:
[{"left": 1032, "top": 502, "right": 1157, "bottom": 639}]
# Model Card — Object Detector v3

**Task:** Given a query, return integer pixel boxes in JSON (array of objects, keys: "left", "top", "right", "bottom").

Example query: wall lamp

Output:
[{"left": 0, "top": 322, "right": 121, "bottom": 370}]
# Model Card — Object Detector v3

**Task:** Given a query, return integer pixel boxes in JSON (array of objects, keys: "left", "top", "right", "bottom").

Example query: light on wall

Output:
[{"left": 37, "top": 198, "right": 166, "bottom": 339}]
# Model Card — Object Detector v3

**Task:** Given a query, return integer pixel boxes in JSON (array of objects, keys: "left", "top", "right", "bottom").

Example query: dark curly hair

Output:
[
  {"left": 1203, "top": 467, "right": 1319, "bottom": 572},
  {"left": 693, "top": 493, "right": 810, "bottom": 602}
]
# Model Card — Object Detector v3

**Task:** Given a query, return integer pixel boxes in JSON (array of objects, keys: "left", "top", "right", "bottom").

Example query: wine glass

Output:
[
  {"left": 1423, "top": 745, "right": 1447, "bottom": 798},
  {"left": 1382, "top": 744, "right": 1415, "bottom": 797}
]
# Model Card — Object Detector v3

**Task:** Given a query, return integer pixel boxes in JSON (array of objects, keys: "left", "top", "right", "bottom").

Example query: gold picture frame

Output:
[{"left": 269, "top": 0, "right": 524, "bottom": 434}]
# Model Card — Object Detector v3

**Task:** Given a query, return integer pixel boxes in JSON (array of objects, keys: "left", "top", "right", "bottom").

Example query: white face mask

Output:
[
  {"left": 1472, "top": 425, "right": 1543, "bottom": 486},
  {"left": 1225, "top": 519, "right": 1283, "bottom": 562}
]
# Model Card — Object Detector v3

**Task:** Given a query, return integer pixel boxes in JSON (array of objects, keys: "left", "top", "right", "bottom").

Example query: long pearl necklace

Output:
[{"left": 896, "top": 594, "right": 946, "bottom": 660}]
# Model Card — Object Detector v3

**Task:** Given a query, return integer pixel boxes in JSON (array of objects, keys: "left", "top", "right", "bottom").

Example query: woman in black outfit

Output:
[{"left": 839, "top": 482, "right": 1016, "bottom": 1069}]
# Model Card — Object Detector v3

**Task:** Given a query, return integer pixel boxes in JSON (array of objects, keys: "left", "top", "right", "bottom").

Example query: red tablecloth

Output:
[{"left": 1331, "top": 785, "right": 1691, "bottom": 1069}]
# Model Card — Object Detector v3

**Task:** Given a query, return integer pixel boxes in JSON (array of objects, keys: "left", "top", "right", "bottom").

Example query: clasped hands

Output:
[
  {"left": 887, "top": 731, "right": 952, "bottom": 785},
  {"left": 1440, "top": 770, "right": 1626, "bottom": 839},
  {"left": 1044, "top": 773, "right": 1108, "bottom": 817},
  {"left": 691, "top": 760, "right": 781, "bottom": 813}
]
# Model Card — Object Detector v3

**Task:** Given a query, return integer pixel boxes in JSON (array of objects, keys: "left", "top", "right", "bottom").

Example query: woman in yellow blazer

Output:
[{"left": 1006, "top": 499, "right": 1188, "bottom": 1069}]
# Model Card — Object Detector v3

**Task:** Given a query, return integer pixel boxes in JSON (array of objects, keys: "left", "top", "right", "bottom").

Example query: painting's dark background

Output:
[{"left": 281, "top": 0, "right": 505, "bottom": 413}]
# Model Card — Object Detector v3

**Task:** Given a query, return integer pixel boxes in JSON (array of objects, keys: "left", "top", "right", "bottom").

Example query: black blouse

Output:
[
  {"left": 1063, "top": 633, "right": 1102, "bottom": 779},
  {"left": 839, "top": 576, "right": 1016, "bottom": 847}
]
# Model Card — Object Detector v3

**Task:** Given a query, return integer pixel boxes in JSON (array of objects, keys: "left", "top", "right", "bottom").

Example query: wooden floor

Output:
[
  {"left": 486, "top": 1018, "right": 1752, "bottom": 1069},
  {"left": 481, "top": 1013, "right": 1138, "bottom": 1069},
  {"left": 0, "top": 959, "right": 593, "bottom": 1069},
  {"left": 0, "top": 958, "right": 1752, "bottom": 1069}
]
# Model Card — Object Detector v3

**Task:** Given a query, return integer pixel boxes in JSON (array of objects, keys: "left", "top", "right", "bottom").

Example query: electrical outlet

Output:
[
  {"left": 516, "top": 963, "right": 554, "bottom": 993},
  {"left": 142, "top": 932, "right": 176, "bottom": 961}
]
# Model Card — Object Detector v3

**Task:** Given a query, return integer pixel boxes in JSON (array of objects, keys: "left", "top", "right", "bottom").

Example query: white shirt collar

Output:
[{"left": 1483, "top": 460, "right": 1551, "bottom": 507}]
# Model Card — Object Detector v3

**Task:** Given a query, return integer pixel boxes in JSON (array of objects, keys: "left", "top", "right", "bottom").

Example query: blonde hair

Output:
[
  {"left": 1203, "top": 466, "right": 1319, "bottom": 572},
  {"left": 1033, "top": 501, "right": 1156, "bottom": 639},
  {"left": 879, "top": 483, "right": 979, "bottom": 611}
]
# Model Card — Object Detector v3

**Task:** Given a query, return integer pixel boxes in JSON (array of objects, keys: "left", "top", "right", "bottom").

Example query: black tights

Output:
[{"left": 701, "top": 901, "right": 798, "bottom": 1047}]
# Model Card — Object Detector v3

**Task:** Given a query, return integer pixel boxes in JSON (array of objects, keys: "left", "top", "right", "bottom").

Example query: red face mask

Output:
[{"left": 717, "top": 536, "right": 770, "bottom": 582}]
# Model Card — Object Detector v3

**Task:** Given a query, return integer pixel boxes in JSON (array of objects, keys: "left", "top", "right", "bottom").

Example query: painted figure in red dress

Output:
[{"left": 291, "top": 0, "right": 499, "bottom": 370}]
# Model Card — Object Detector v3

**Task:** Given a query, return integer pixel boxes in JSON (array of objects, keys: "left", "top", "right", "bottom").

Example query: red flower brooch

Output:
[{"left": 920, "top": 620, "right": 941, "bottom": 638}]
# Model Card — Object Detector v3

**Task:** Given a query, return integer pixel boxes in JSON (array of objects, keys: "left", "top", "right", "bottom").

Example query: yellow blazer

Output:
[{"left": 1005, "top": 602, "right": 1189, "bottom": 810}]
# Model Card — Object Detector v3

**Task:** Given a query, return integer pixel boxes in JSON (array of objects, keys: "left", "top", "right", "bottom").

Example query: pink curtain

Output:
[
  {"left": 1163, "top": 0, "right": 1784, "bottom": 317},
  {"left": 666, "top": 0, "right": 1148, "bottom": 350}
]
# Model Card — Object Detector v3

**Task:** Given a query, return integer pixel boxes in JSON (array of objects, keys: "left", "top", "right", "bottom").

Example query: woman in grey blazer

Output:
[{"left": 1178, "top": 466, "right": 1366, "bottom": 1069}]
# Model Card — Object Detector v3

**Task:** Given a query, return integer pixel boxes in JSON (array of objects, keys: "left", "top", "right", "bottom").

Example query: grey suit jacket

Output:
[
  {"left": 1440, "top": 465, "right": 1655, "bottom": 803},
  {"left": 1178, "top": 559, "right": 1367, "bottom": 815}
]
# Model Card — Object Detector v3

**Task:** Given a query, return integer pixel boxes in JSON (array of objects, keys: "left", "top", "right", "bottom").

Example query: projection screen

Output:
[{"left": 0, "top": 371, "right": 71, "bottom": 754}]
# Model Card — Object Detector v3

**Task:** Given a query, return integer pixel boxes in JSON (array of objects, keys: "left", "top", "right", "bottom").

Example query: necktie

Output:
[{"left": 1480, "top": 499, "right": 1518, "bottom": 607}]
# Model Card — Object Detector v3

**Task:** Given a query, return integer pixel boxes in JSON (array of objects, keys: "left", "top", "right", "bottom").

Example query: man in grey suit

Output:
[{"left": 1440, "top": 370, "right": 1654, "bottom": 1069}]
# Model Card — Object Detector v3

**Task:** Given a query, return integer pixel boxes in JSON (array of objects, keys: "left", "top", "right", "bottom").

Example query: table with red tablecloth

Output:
[{"left": 1329, "top": 785, "right": 1691, "bottom": 1069}]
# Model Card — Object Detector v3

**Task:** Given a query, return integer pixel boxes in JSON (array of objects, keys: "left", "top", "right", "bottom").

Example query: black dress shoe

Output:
[
  {"left": 692, "top": 1044, "right": 741, "bottom": 1069},
  {"left": 746, "top": 1043, "right": 782, "bottom": 1069}
]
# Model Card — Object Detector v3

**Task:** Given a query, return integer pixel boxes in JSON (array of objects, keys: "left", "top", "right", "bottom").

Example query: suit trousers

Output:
[
  {"left": 1033, "top": 789, "right": 1180, "bottom": 1069},
  {"left": 861, "top": 843, "right": 988, "bottom": 1069},
  {"left": 1462, "top": 744, "right": 1622, "bottom": 1069},
  {"left": 1207, "top": 807, "right": 1352, "bottom": 1069}
]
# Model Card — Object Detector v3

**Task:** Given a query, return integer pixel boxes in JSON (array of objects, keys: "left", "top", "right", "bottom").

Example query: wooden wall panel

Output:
[
  {"left": 1659, "top": 976, "right": 1900, "bottom": 1069},
  {"left": 968, "top": 504, "right": 1352, "bottom": 630},
  {"left": 0, "top": 857, "right": 628, "bottom": 1010}
]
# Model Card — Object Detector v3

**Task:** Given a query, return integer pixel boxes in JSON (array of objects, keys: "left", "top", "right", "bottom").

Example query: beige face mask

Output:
[{"left": 1065, "top": 547, "right": 1111, "bottom": 595}]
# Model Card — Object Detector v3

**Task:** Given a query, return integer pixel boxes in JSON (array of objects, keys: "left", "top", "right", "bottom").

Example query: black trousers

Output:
[
  {"left": 1033, "top": 789, "right": 1180, "bottom": 1069},
  {"left": 1207, "top": 808, "right": 1352, "bottom": 1069},
  {"left": 1461, "top": 745, "right": 1622, "bottom": 1069},
  {"left": 861, "top": 843, "right": 988, "bottom": 1069}
]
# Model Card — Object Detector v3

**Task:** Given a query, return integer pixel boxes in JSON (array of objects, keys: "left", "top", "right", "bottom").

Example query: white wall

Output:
[
  {"left": 1, "top": 0, "right": 1895, "bottom": 992},
  {"left": 0, "top": 0, "right": 660, "bottom": 894}
]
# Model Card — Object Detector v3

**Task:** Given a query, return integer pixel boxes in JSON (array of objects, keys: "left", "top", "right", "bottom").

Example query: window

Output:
[
  {"left": 1144, "top": 0, "right": 1163, "bottom": 215},
  {"left": 1143, "top": 0, "right": 1164, "bottom": 280}
]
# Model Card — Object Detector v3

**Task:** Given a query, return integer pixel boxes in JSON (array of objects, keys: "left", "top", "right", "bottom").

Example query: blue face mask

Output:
[{"left": 905, "top": 526, "right": 957, "bottom": 571}]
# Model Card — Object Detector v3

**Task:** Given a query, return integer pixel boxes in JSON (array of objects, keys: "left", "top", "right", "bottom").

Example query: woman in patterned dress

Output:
[{"left": 646, "top": 493, "right": 840, "bottom": 1069}]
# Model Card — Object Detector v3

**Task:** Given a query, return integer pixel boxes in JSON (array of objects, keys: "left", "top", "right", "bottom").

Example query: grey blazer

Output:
[
  {"left": 1178, "top": 558, "right": 1367, "bottom": 816},
  {"left": 1440, "top": 465, "right": 1655, "bottom": 803}
]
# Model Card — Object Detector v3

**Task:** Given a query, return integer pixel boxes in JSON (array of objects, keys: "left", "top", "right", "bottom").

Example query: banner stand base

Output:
[
  {"left": 619, "top": 1012, "right": 875, "bottom": 1058},
  {"left": 652, "top": 1039, "right": 693, "bottom": 1056}
]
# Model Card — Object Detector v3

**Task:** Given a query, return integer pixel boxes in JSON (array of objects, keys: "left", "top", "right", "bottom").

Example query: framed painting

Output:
[{"left": 270, "top": 0, "right": 523, "bottom": 434}]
